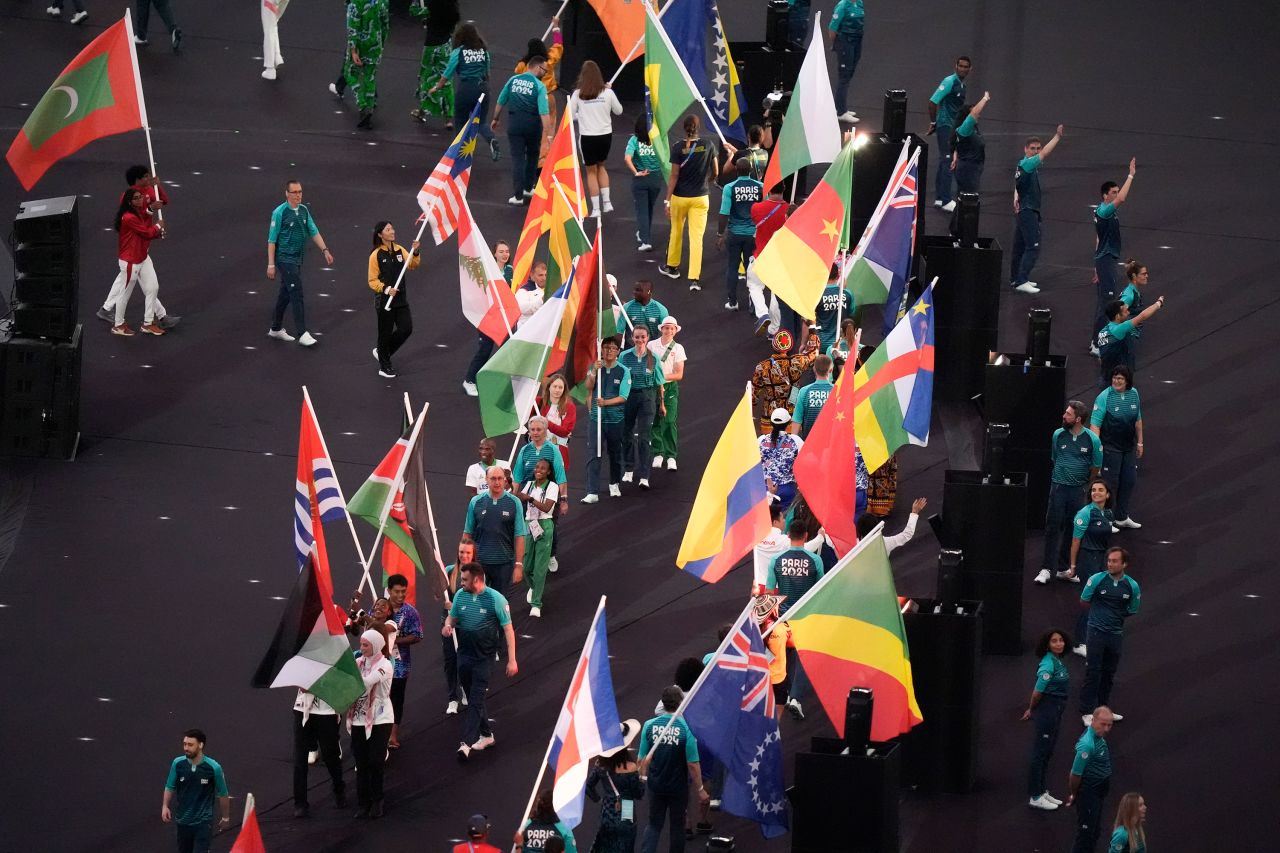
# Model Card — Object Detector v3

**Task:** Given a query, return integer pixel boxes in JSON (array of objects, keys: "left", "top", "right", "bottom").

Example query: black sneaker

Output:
[
  {"left": 170, "top": 27, "right": 183, "bottom": 53},
  {"left": 657, "top": 265, "right": 680, "bottom": 280},
  {"left": 489, "top": 138, "right": 501, "bottom": 162},
  {"left": 357, "top": 110, "right": 374, "bottom": 130},
  {"left": 378, "top": 367, "right": 397, "bottom": 378},
  {"left": 688, "top": 280, "right": 701, "bottom": 291},
  {"left": 96, "top": 306, "right": 114, "bottom": 323},
  {"left": 158, "top": 314, "right": 181, "bottom": 330}
]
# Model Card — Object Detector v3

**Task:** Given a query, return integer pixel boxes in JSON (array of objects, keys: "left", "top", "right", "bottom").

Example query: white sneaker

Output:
[
  {"left": 1055, "top": 570, "right": 1081, "bottom": 583},
  {"left": 445, "top": 700, "right": 459, "bottom": 715},
  {"left": 297, "top": 331, "right": 318, "bottom": 347},
  {"left": 328, "top": 82, "right": 341, "bottom": 97},
  {"left": 838, "top": 111, "right": 859, "bottom": 123},
  {"left": 307, "top": 749, "right": 319, "bottom": 765},
  {"left": 1028, "top": 794, "right": 1059, "bottom": 811},
  {"left": 1034, "top": 569, "right": 1051, "bottom": 585},
  {"left": 1116, "top": 517, "right": 1142, "bottom": 529},
  {"left": 621, "top": 472, "right": 634, "bottom": 483},
  {"left": 457, "top": 743, "right": 471, "bottom": 761},
  {"left": 667, "top": 458, "right": 677, "bottom": 470},
  {"left": 637, "top": 242, "right": 653, "bottom": 252},
  {"left": 462, "top": 381, "right": 478, "bottom": 397},
  {"left": 609, "top": 484, "right": 622, "bottom": 497},
  {"left": 507, "top": 196, "right": 524, "bottom": 206},
  {"left": 1111, "top": 712, "right": 1124, "bottom": 722},
  {"left": 262, "top": 68, "right": 277, "bottom": 80},
  {"left": 1014, "top": 282, "right": 1040, "bottom": 294},
  {"left": 941, "top": 200, "right": 957, "bottom": 213},
  {"left": 472, "top": 734, "right": 496, "bottom": 751},
  {"left": 70, "top": 10, "right": 88, "bottom": 23},
  {"left": 1072, "top": 644, "right": 1087, "bottom": 658},
  {"left": 580, "top": 494, "right": 599, "bottom": 504},
  {"left": 1111, "top": 524, "right": 1121, "bottom": 533},
  {"left": 602, "top": 200, "right": 614, "bottom": 213},
  {"left": 639, "top": 478, "right": 650, "bottom": 490},
  {"left": 653, "top": 455, "right": 664, "bottom": 468},
  {"left": 1042, "top": 792, "right": 1063, "bottom": 806},
  {"left": 709, "top": 799, "right": 722, "bottom": 810},
  {"left": 1089, "top": 343, "right": 1101, "bottom": 358},
  {"left": 785, "top": 698, "right": 804, "bottom": 720},
  {"left": 1082, "top": 714, "right": 1093, "bottom": 727},
  {"left": 548, "top": 557, "right": 558, "bottom": 573},
  {"left": 267, "top": 328, "right": 295, "bottom": 342},
  {"left": 530, "top": 606, "right": 542, "bottom": 617},
  {"left": 46, "top": 5, "right": 61, "bottom": 16},
  {"left": 933, "top": 200, "right": 945, "bottom": 209},
  {"left": 372, "top": 347, "right": 379, "bottom": 362}
]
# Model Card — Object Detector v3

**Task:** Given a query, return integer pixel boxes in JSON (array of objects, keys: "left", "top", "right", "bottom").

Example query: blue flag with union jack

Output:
[{"left": 684, "top": 608, "right": 789, "bottom": 838}]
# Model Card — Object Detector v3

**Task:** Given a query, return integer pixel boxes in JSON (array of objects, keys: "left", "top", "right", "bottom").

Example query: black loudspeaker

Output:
[
  {"left": 950, "top": 191, "right": 980, "bottom": 245},
  {"left": 13, "top": 196, "right": 80, "bottom": 341},
  {"left": 936, "top": 549, "right": 963, "bottom": 610},
  {"left": 901, "top": 600, "right": 982, "bottom": 792},
  {"left": 0, "top": 324, "right": 83, "bottom": 459},
  {"left": 845, "top": 688, "right": 874, "bottom": 753},
  {"left": 559, "top": 0, "right": 645, "bottom": 102},
  {"left": 983, "top": 422, "right": 1010, "bottom": 482},
  {"left": 790, "top": 738, "right": 899, "bottom": 853},
  {"left": 983, "top": 356, "right": 1067, "bottom": 528},
  {"left": 923, "top": 236, "right": 1002, "bottom": 403},
  {"left": 848, "top": 134, "right": 928, "bottom": 253},
  {"left": 1026, "top": 308, "right": 1052, "bottom": 363},
  {"left": 882, "top": 90, "right": 907, "bottom": 141},
  {"left": 733, "top": 42, "right": 805, "bottom": 129}
]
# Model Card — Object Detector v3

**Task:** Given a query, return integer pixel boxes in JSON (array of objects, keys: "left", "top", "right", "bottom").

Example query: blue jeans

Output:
[
  {"left": 585, "top": 419, "right": 625, "bottom": 495},
  {"left": 633, "top": 172, "right": 664, "bottom": 245},
  {"left": 454, "top": 79, "right": 494, "bottom": 141},
  {"left": 640, "top": 789, "right": 688, "bottom": 853},
  {"left": 1093, "top": 257, "right": 1120, "bottom": 337},
  {"left": 507, "top": 113, "right": 542, "bottom": 199},
  {"left": 1010, "top": 208, "right": 1042, "bottom": 285},
  {"left": 174, "top": 822, "right": 212, "bottom": 853},
  {"left": 623, "top": 388, "right": 659, "bottom": 479},
  {"left": 724, "top": 232, "right": 754, "bottom": 306},
  {"left": 1101, "top": 448, "right": 1138, "bottom": 521},
  {"left": 834, "top": 30, "right": 864, "bottom": 114},
  {"left": 1026, "top": 693, "right": 1065, "bottom": 798},
  {"left": 1042, "top": 483, "right": 1083, "bottom": 571},
  {"left": 935, "top": 124, "right": 956, "bottom": 203},
  {"left": 457, "top": 651, "right": 494, "bottom": 745},
  {"left": 1080, "top": 628, "right": 1123, "bottom": 714},
  {"left": 1072, "top": 778, "right": 1110, "bottom": 853},
  {"left": 271, "top": 261, "right": 306, "bottom": 334}
]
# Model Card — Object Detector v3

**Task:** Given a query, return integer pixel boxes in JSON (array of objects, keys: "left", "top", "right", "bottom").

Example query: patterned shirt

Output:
[
  {"left": 346, "top": 0, "right": 390, "bottom": 64},
  {"left": 389, "top": 602, "right": 422, "bottom": 677},
  {"left": 759, "top": 432, "right": 804, "bottom": 486},
  {"left": 750, "top": 338, "right": 820, "bottom": 426}
]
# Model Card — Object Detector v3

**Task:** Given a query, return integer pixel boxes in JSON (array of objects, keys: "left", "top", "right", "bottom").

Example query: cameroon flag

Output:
[
  {"left": 6, "top": 17, "right": 146, "bottom": 190},
  {"left": 782, "top": 529, "right": 923, "bottom": 741}
]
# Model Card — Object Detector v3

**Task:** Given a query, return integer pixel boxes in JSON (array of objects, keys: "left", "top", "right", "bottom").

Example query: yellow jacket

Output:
[
  {"left": 368, "top": 242, "right": 421, "bottom": 294},
  {"left": 515, "top": 40, "right": 563, "bottom": 93}
]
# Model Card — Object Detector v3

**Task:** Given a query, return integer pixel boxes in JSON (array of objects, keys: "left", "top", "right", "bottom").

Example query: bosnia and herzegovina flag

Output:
[
  {"left": 676, "top": 387, "right": 771, "bottom": 583},
  {"left": 782, "top": 527, "right": 923, "bottom": 742},
  {"left": 6, "top": 16, "right": 146, "bottom": 190}
]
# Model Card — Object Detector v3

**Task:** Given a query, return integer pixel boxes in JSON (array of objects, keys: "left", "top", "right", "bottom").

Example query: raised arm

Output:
[
  {"left": 1113, "top": 158, "right": 1137, "bottom": 206},
  {"left": 1129, "top": 294, "right": 1166, "bottom": 328},
  {"left": 1038, "top": 124, "right": 1065, "bottom": 160},
  {"left": 969, "top": 91, "right": 992, "bottom": 120}
]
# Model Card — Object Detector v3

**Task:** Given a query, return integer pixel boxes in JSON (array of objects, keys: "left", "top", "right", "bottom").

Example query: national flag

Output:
[
  {"left": 263, "top": 0, "right": 290, "bottom": 18},
  {"left": 346, "top": 411, "right": 429, "bottom": 587},
  {"left": 587, "top": 0, "right": 647, "bottom": 62},
  {"left": 781, "top": 529, "right": 923, "bottom": 741},
  {"left": 380, "top": 415, "right": 448, "bottom": 609},
  {"left": 511, "top": 109, "right": 586, "bottom": 292},
  {"left": 791, "top": 332, "right": 861, "bottom": 556},
  {"left": 229, "top": 794, "right": 266, "bottom": 853},
  {"left": 846, "top": 143, "right": 919, "bottom": 317},
  {"left": 295, "top": 396, "right": 347, "bottom": 572},
  {"left": 644, "top": 2, "right": 701, "bottom": 179},
  {"left": 708, "top": 3, "right": 748, "bottom": 145},
  {"left": 477, "top": 270, "right": 578, "bottom": 438},
  {"left": 760, "top": 14, "right": 842, "bottom": 194},
  {"left": 543, "top": 180, "right": 593, "bottom": 295},
  {"left": 560, "top": 231, "right": 602, "bottom": 392},
  {"left": 417, "top": 97, "right": 484, "bottom": 245},
  {"left": 676, "top": 388, "right": 772, "bottom": 582},
  {"left": 683, "top": 608, "right": 788, "bottom": 838},
  {"left": 457, "top": 195, "right": 520, "bottom": 344},
  {"left": 6, "top": 17, "right": 146, "bottom": 190},
  {"left": 751, "top": 142, "right": 855, "bottom": 320},
  {"left": 547, "top": 600, "right": 625, "bottom": 828},
  {"left": 852, "top": 284, "right": 935, "bottom": 473},
  {"left": 251, "top": 554, "right": 365, "bottom": 711}
]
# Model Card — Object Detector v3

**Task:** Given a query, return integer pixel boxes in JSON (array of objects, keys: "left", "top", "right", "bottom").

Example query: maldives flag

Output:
[{"left": 6, "top": 16, "right": 146, "bottom": 190}]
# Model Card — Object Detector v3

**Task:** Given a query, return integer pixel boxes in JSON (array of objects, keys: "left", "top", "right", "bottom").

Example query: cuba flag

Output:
[
  {"left": 676, "top": 387, "right": 772, "bottom": 583},
  {"left": 548, "top": 598, "right": 625, "bottom": 827}
]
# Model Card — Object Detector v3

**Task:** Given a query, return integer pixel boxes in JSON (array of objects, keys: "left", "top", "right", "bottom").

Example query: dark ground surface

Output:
[{"left": 1, "top": 1, "right": 1278, "bottom": 851}]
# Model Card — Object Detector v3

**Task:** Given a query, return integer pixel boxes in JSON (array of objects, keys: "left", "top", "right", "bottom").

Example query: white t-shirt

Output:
[
  {"left": 516, "top": 287, "right": 544, "bottom": 328},
  {"left": 648, "top": 339, "right": 687, "bottom": 381},
  {"left": 752, "top": 526, "right": 789, "bottom": 590},
  {"left": 466, "top": 459, "right": 511, "bottom": 494},
  {"left": 521, "top": 480, "right": 560, "bottom": 522},
  {"left": 571, "top": 88, "right": 623, "bottom": 137}
]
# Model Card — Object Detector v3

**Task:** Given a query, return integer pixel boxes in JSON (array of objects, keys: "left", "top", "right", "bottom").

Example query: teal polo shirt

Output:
[
  {"left": 1049, "top": 427, "right": 1102, "bottom": 486},
  {"left": 449, "top": 586, "right": 511, "bottom": 655},
  {"left": 814, "top": 283, "right": 854, "bottom": 351},
  {"left": 512, "top": 440, "right": 567, "bottom": 487},
  {"left": 625, "top": 135, "right": 663, "bottom": 174},
  {"left": 622, "top": 298, "right": 669, "bottom": 340},
  {"left": 589, "top": 362, "right": 631, "bottom": 424},
  {"left": 619, "top": 347, "right": 665, "bottom": 391},
  {"left": 1071, "top": 727, "right": 1112, "bottom": 783},
  {"left": 497, "top": 72, "right": 549, "bottom": 115},
  {"left": 793, "top": 379, "right": 834, "bottom": 439},
  {"left": 443, "top": 46, "right": 490, "bottom": 82},
  {"left": 1032, "top": 652, "right": 1069, "bottom": 698},
  {"left": 639, "top": 714, "right": 699, "bottom": 795},
  {"left": 164, "top": 756, "right": 229, "bottom": 827},
  {"left": 1015, "top": 154, "right": 1043, "bottom": 211},
  {"left": 267, "top": 202, "right": 319, "bottom": 265},
  {"left": 719, "top": 177, "right": 765, "bottom": 236},
  {"left": 929, "top": 72, "right": 966, "bottom": 128}
]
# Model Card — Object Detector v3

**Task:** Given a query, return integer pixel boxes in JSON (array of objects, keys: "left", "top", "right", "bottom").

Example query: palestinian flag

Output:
[
  {"left": 6, "top": 17, "right": 146, "bottom": 190},
  {"left": 252, "top": 555, "right": 364, "bottom": 711},
  {"left": 782, "top": 529, "right": 923, "bottom": 741}
]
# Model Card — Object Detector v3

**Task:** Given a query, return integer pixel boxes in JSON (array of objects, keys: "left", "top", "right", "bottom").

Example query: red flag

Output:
[
  {"left": 792, "top": 356, "right": 860, "bottom": 555},
  {"left": 229, "top": 795, "right": 266, "bottom": 853},
  {"left": 547, "top": 231, "right": 600, "bottom": 381}
]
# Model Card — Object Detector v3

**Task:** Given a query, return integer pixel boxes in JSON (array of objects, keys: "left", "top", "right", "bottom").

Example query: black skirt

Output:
[{"left": 579, "top": 133, "right": 613, "bottom": 166}]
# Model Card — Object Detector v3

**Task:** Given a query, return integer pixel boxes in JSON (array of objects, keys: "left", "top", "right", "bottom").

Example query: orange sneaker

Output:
[
  {"left": 140, "top": 322, "right": 166, "bottom": 336},
  {"left": 112, "top": 323, "right": 135, "bottom": 336}
]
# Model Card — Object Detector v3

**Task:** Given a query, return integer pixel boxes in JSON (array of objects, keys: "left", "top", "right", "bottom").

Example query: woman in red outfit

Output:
[
  {"left": 540, "top": 373, "right": 577, "bottom": 469},
  {"left": 109, "top": 188, "right": 167, "bottom": 337}
]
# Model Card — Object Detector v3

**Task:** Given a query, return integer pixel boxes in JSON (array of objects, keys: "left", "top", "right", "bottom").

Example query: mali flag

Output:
[
  {"left": 644, "top": 2, "right": 699, "bottom": 179},
  {"left": 782, "top": 528, "right": 923, "bottom": 741},
  {"left": 6, "top": 17, "right": 146, "bottom": 190},
  {"left": 751, "top": 141, "right": 855, "bottom": 320},
  {"left": 676, "top": 387, "right": 771, "bottom": 583},
  {"left": 511, "top": 110, "right": 586, "bottom": 293}
]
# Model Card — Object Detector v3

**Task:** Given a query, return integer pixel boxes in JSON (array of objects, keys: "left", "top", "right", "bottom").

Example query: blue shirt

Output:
[
  {"left": 1091, "top": 386, "right": 1142, "bottom": 451},
  {"left": 719, "top": 177, "right": 765, "bottom": 236},
  {"left": 1071, "top": 727, "right": 1112, "bottom": 783},
  {"left": 1014, "top": 154, "right": 1043, "bottom": 212},
  {"left": 1094, "top": 202, "right": 1122, "bottom": 260},
  {"left": 1049, "top": 427, "right": 1103, "bottom": 486},
  {"left": 1082, "top": 572, "right": 1140, "bottom": 635},
  {"left": 164, "top": 756, "right": 229, "bottom": 827},
  {"left": 1032, "top": 652, "right": 1069, "bottom": 698},
  {"left": 449, "top": 586, "right": 511, "bottom": 655},
  {"left": 389, "top": 601, "right": 422, "bottom": 676},
  {"left": 929, "top": 72, "right": 967, "bottom": 128}
]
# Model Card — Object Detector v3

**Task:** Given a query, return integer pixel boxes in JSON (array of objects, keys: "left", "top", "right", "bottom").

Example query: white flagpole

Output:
[
  {"left": 124, "top": 11, "right": 164, "bottom": 222},
  {"left": 403, "top": 393, "right": 451, "bottom": 600},
  {"left": 384, "top": 218, "right": 427, "bottom": 311},
  {"left": 359, "top": 402, "right": 431, "bottom": 594},
  {"left": 541, "top": 0, "right": 570, "bottom": 41},
  {"left": 607, "top": 0, "right": 677, "bottom": 85},
  {"left": 761, "top": 525, "right": 886, "bottom": 640},
  {"left": 641, "top": 1, "right": 731, "bottom": 151}
]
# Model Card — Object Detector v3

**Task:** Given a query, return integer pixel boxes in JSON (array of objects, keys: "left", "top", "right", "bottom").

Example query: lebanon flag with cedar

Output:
[
  {"left": 6, "top": 17, "right": 146, "bottom": 190},
  {"left": 510, "top": 110, "right": 586, "bottom": 291}
]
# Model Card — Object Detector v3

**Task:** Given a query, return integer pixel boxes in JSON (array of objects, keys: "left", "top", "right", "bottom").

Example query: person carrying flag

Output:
[
  {"left": 367, "top": 221, "right": 421, "bottom": 379},
  {"left": 581, "top": 338, "right": 632, "bottom": 504},
  {"left": 108, "top": 188, "right": 169, "bottom": 337}
]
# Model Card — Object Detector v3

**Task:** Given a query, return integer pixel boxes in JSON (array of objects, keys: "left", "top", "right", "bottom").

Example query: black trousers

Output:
[
  {"left": 350, "top": 722, "right": 392, "bottom": 807},
  {"left": 292, "top": 710, "right": 344, "bottom": 807},
  {"left": 389, "top": 676, "right": 408, "bottom": 727},
  {"left": 465, "top": 331, "right": 495, "bottom": 383},
  {"left": 458, "top": 651, "right": 495, "bottom": 746},
  {"left": 376, "top": 303, "right": 413, "bottom": 371},
  {"left": 441, "top": 611, "right": 461, "bottom": 701},
  {"left": 1072, "top": 778, "right": 1110, "bottom": 853}
]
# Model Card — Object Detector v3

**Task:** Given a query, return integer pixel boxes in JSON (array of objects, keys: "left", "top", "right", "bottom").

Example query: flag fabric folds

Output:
[
  {"left": 683, "top": 608, "right": 788, "bottom": 838},
  {"left": 644, "top": 2, "right": 701, "bottom": 179},
  {"left": 547, "top": 601, "right": 625, "bottom": 828},
  {"left": 543, "top": 180, "right": 593, "bottom": 295},
  {"left": 760, "top": 14, "right": 842, "bottom": 194},
  {"left": 675, "top": 388, "right": 771, "bottom": 582},
  {"left": 853, "top": 283, "right": 935, "bottom": 474},
  {"left": 346, "top": 413, "right": 430, "bottom": 587},
  {"left": 663, "top": 0, "right": 748, "bottom": 147},
  {"left": 708, "top": 2, "right": 748, "bottom": 145},
  {"left": 791, "top": 335, "right": 861, "bottom": 556},
  {"left": 847, "top": 142, "right": 920, "bottom": 316},
  {"left": 6, "top": 17, "right": 146, "bottom": 190},
  {"left": 229, "top": 794, "right": 267, "bottom": 853},
  {"left": 251, "top": 554, "right": 365, "bottom": 711},
  {"left": 586, "top": 0, "right": 647, "bottom": 62},
  {"left": 457, "top": 195, "right": 520, "bottom": 344},
  {"left": 418, "top": 97, "right": 484, "bottom": 245},
  {"left": 477, "top": 271, "right": 578, "bottom": 438},
  {"left": 751, "top": 142, "right": 855, "bottom": 320},
  {"left": 782, "top": 529, "right": 923, "bottom": 741},
  {"left": 560, "top": 230, "right": 602, "bottom": 392},
  {"left": 384, "top": 417, "right": 448, "bottom": 609},
  {"left": 511, "top": 109, "right": 586, "bottom": 292},
  {"left": 295, "top": 396, "right": 347, "bottom": 573}
]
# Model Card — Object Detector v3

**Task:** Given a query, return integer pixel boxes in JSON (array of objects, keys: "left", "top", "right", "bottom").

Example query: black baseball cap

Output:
[{"left": 467, "top": 813, "right": 490, "bottom": 836}]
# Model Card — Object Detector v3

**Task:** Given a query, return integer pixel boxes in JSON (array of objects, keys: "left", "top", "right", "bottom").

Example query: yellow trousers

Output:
[{"left": 665, "top": 194, "right": 709, "bottom": 281}]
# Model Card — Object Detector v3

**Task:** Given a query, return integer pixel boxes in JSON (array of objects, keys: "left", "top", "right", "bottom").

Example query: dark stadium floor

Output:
[{"left": 0, "top": 1, "right": 1276, "bottom": 851}]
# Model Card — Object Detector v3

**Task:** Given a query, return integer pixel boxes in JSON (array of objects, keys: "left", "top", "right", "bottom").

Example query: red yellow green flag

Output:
[{"left": 510, "top": 110, "right": 586, "bottom": 291}]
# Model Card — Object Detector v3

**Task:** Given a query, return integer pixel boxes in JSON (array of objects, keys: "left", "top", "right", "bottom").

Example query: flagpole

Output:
[
  {"left": 359, "top": 402, "right": 431, "bottom": 593},
  {"left": 641, "top": 1, "right": 731, "bottom": 151},
  {"left": 123, "top": 10, "right": 164, "bottom": 223},
  {"left": 607, "top": 0, "right": 676, "bottom": 85},
  {"left": 510, "top": 595, "right": 608, "bottom": 853},
  {"left": 595, "top": 209, "right": 605, "bottom": 459},
  {"left": 551, "top": 177, "right": 588, "bottom": 235},
  {"left": 761, "top": 524, "right": 885, "bottom": 640},
  {"left": 403, "top": 393, "right": 451, "bottom": 598},
  {"left": 541, "top": 0, "right": 571, "bottom": 42},
  {"left": 384, "top": 217, "right": 429, "bottom": 311}
]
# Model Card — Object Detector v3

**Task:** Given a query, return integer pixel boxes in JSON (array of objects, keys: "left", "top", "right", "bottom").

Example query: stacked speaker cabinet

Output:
[
  {"left": 984, "top": 355, "right": 1068, "bottom": 529},
  {"left": 924, "top": 235, "right": 1003, "bottom": 403},
  {"left": 790, "top": 737, "right": 899, "bottom": 853}
]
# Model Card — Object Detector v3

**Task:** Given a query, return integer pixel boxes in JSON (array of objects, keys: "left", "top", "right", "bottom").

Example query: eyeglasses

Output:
[{"left": 286, "top": 190, "right": 303, "bottom": 195}]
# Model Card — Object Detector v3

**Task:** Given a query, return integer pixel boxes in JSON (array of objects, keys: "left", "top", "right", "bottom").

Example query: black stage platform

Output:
[{"left": 1, "top": 1, "right": 1276, "bottom": 850}]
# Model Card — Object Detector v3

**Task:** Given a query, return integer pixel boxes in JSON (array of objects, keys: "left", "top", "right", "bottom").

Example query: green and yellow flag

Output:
[{"left": 644, "top": 2, "right": 699, "bottom": 179}]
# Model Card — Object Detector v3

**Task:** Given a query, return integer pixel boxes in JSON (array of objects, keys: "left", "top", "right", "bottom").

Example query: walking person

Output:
[
  {"left": 638, "top": 686, "right": 709, "bottom": 853},
  {"left": 1068, "top": 707, "right": 1116, "bottom": 853},
  {"left": 813, "top": 265, "right": 855, "bottom": 356},
  {"left": 344, "top": 0, "right": 390, "bottom": 129},
  {"left": 1065, "top": 478, "right": 1114, "bottom": 587},
  {"left": 98, "top": 166, "right": 179, "bottom": 325},
  {"left": 928, "top": 56, "right": 972, "bottom": 210},
  {"left": 619, "top": 326, "right": 666, "bottom": 490},
  {"left": 1010, "top": 124, "right": 1065, "bottom": 294},
  {"left": 1034, "top": 401, "right": 1102, "bottom": 585},
  {"left": 348, "top": 630, "right": 394, "bottom": 818},
  {"left": 1022, "top": 628, "right": 1072, "bottom": 811},
  {"left": 949, "top": 91, "right": 991, "bottom": 227},
  {"left": 1116, "top": 260, "right": 1150, "bottom": 368},
  {"left": 516, "top": 459, "right": 558, "bottom": 618},
  {"left": 541, "top": 373, "right": 577, "bottom": 470},
  {"left": 267, "top": 179, "right": 333, "bottom": 348},
  {"left": 1096, "top": 295, "right": 1166, "bottom": 387},
  {"left": 626, "top": 113, "right": 665, "bottom": 252},
  {"left": 462, "top": 465, "right": 527, "bottom": 599},
  {"left": 462, "top": 239, "right": 512, "bottom": 395},
  {"left": 108, "top": 188, "right": 168, "bottom": 337},
  {"left": 747, "top": 185, "right": 791, "bottom": 335},
  {"left": 517, "top": 789, "right": 578, "bottom": 852},
  {"left": 572, "top": 61, "right": 623, "bottom": 216},
  {"left": 716, "top": 156, "right": 764, "bottom": 313},
  {"left": 409, "top": 0, "right": 460, "bottom": 126},
  {"left": 1079, "top": 548, "right": 1141, "bottom": 724},
  {"left": 791, "top": 355, "right": 835, "bottom": 440},
  {"left": 767, "top": 520, "right": 825, "bottom": 719},
  {"left": 582, "top": 337, "right": 631, "bottom": 503},
  {"left": 134, "top": 0, "right": 182, "bottom": 52},
  {"left": 455, "top": 814, "right": 504, "bottom": 853},
  {"left": 367, "top": 221, "right": 422, "bottom": 379},
  {"left": 385, "top": 573, "right": 422, "bottom": 749},
  {"left": 621, "top": 279, "right": 668, "bottom": 343},
  {"left": 759, "top": 409, "right": 805, "bottom": 511},
  {"left": 1092, "top": 160, "right": 1138, "bottom": 343},
  {"left": 443, "top": 562, "right": 518, "bottom": 761},
  {"left": 464, "top": 438, "right": 511, "bottom": 496},
  {"left": 441, "top": 541, "right": 473, "bottom": 715},
  {"left": 659, "top": 115, "right": 722, "bottom": 292},
  {"left": 828, "top": 0, "right": 866, "bottom": 124},
  {"left": 45, "top": 0, "right": 88, "bottom": 25},
  {"left": 648, "top": 316, "right": 687, "bottom": 472},
  {"left": 161, "top": 729, "right": 230, "bottom": 853},
  {"left": 492, "top": 54, "right": 553, "bottom": 205},
  {"left": 1109, "top": 793, "right": 1148, "bottom": 853},
  {"left": 584, "top": 725, "right": 644, "bottom": 853},
  {"left": 291, "top": 687, "right": 346, "bottom": 818},
  {"left": 1091, "top": 365, "right": 1144, "bottom": 529},
  {"left": 425, "top": 21, "right": 501, "bottom": 160},
  {"left": 514, "top": 19, "right": 565, "bottom": 164}
]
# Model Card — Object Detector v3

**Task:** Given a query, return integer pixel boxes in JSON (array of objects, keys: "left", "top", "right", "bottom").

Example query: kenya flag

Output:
[{"left": 6, "top": 17, "right": 146, "bottom": 190}]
